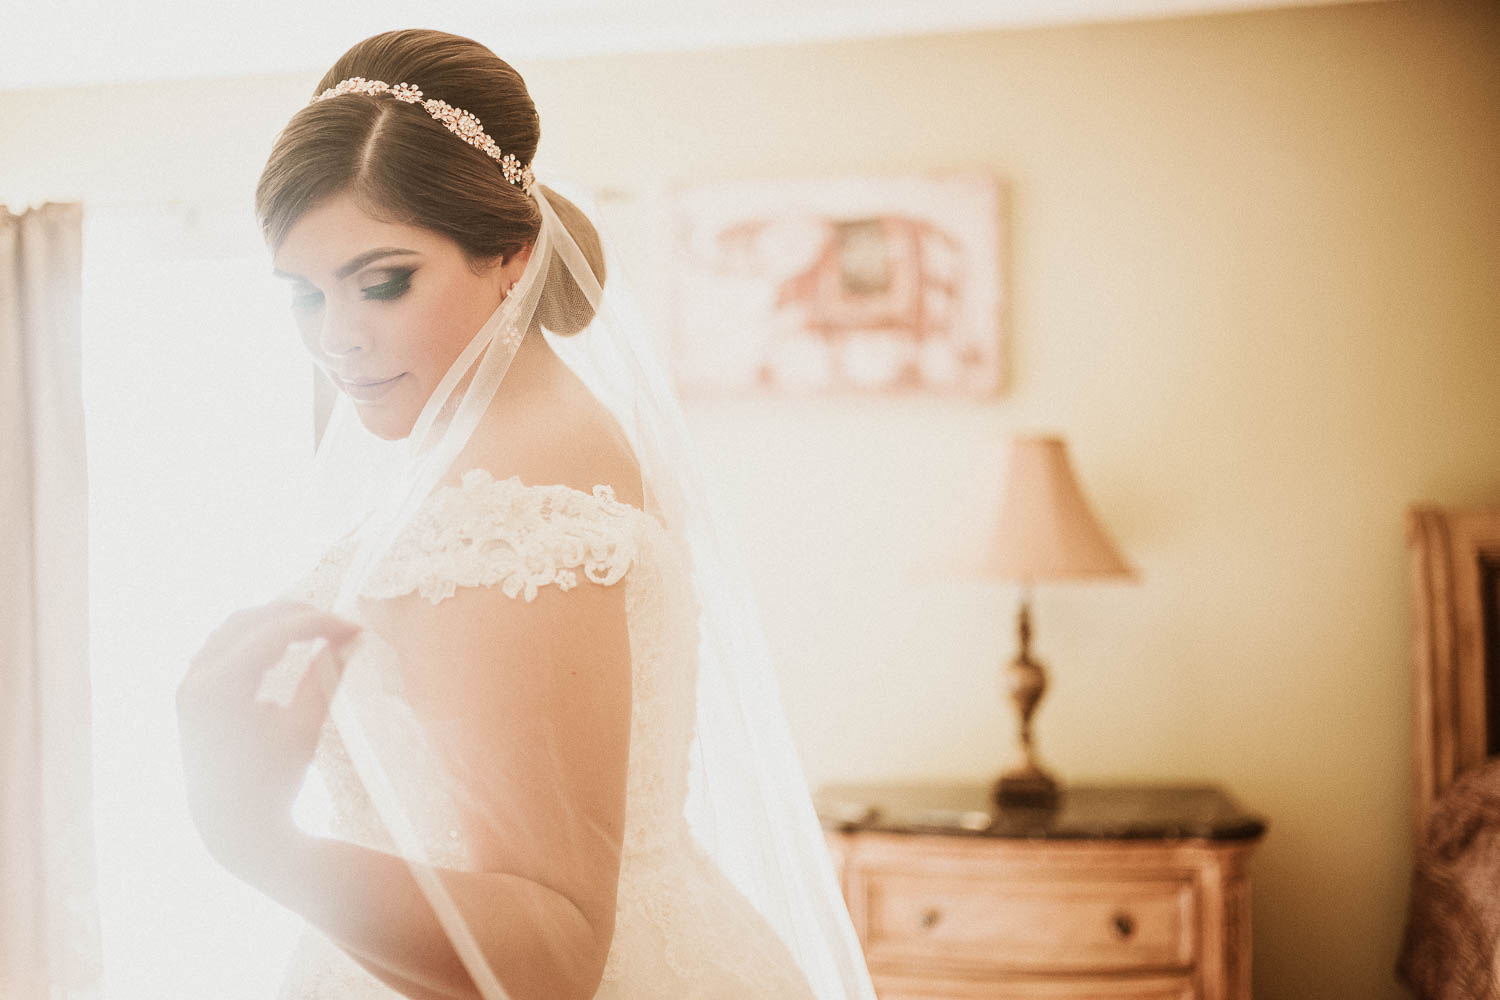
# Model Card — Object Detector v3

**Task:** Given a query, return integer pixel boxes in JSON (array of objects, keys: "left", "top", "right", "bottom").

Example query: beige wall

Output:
[{"left": 5, "top": 0, "right": 1499, "bottom": 995}]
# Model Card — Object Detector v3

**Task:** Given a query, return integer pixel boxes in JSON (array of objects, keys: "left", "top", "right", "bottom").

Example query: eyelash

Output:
[
  {"left": 364, "top": 272, "right": 413, "bottom": 300},
  {"left": 291, "top": 270, "right": 414, "bottom": 312}
]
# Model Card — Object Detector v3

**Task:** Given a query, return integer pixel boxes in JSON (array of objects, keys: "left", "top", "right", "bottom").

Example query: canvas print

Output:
[{"left": 667, "top": 172, "right": 1006, "bottom": 396}]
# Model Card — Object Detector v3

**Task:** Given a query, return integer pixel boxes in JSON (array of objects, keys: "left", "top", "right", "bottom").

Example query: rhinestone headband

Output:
[{"left": 310, "top": 77, "right": 536, "bottom": 197}]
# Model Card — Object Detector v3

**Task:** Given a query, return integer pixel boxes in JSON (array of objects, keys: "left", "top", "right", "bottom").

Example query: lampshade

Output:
[{"left": 984, "top": 434, "right": 1135, "bottom": 582}]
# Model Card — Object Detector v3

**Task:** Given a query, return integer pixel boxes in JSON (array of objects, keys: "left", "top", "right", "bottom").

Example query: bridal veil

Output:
[{"left": 254, "top": 35, "right": 877, "bottom": 1000}]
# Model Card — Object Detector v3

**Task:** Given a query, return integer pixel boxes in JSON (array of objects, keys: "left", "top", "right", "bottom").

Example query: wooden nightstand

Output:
[{"left": 815, "top": 782, "right": 1266, "bottom": 1000}]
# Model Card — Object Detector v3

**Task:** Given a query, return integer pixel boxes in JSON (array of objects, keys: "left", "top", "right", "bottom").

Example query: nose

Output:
[{"left": 312, "top": 298, "right": 371, "bottom": 361}]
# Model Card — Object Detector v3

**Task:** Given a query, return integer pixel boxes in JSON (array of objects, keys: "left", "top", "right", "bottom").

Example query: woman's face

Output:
[{"left": 271, "top": 191, "right": 529, "bottom": 440}]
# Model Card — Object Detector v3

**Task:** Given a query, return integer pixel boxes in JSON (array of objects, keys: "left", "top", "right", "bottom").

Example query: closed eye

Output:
[
  {"left": 287, "top": 269, "right": 414, "bottom": 312},
  {"left": 291, "top": 289, "right": 323, "bottom": 313},
  {"left": 361, "top": 270, "right": 413, "bottom": 300}
]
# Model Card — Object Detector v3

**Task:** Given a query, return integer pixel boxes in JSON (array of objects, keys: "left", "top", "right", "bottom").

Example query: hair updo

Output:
[{"left": 254, "top": 28, "right": 604, "bottom": 336}]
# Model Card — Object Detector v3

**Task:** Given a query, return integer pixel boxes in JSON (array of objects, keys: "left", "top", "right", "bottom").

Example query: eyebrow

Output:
[{"left": 272, "top": 246, "right": 420, "bottom": 282}]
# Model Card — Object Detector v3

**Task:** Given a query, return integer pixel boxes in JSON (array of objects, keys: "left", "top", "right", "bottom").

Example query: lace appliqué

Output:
[{"left": 358, "top": 468, "right": 644, "bottom": 605}]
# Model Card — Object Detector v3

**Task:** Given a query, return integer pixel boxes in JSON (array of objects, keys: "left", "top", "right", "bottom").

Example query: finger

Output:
[
  {"left": 253, "top": 627, "right": 361, "bottom": 709},
  {"left": 188, "top": 599, "right": 327, "bottom": 671},
  {"left": 284, "top": 637, "right": 351, "bottom": 721},
  {"left": 201, "top": 599, "right": 309, "bottom": 648},
  {"left": 211, "top": 610, "right": 362, "bottom": 697},
  {"left": 253, "top": 635, "right": 329, "bottom": 708},
  {"left": 182, "top": 603, "right": 347, "bottom": 703},
  {"left": 181, "top": 603, "right": 359, "bottom": 712},
  {"left": 180, "top": 610, "right": 278, "bottom": 706}
]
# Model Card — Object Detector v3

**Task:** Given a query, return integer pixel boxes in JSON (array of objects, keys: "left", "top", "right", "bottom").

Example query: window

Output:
[{"left": 82, "top": 202, "right": 321, "bottom": 1000}]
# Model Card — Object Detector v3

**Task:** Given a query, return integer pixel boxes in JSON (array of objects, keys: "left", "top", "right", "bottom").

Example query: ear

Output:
[{"left": 502, "top": 242, "right": 534, "bottom": 276}]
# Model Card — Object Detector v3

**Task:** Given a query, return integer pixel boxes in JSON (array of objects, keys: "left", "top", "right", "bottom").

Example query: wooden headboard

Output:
[{"left": 1408, "top": 505, "right": 1500, "bottom": 845}]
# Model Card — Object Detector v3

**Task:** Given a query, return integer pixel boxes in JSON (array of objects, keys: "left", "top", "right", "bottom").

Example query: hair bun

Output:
[{"left": 535, "top": 184, "right": 607, "bottom": 337}]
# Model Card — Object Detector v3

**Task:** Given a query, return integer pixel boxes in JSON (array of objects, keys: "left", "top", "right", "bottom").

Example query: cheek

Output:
[{"left": 409, "top": 286, "right": 493, "bottom": 372}]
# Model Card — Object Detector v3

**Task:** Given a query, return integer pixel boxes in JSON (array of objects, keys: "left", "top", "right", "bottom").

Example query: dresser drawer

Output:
[
  {"left": 872, "top": 971, "right": 1196, "bottom": 1000},
  {"left": 861, "top": 870, "right": 1197, "bottom": 974}
]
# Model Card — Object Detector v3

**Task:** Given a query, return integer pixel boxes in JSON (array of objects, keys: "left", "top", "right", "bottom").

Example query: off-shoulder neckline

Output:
[{"left": 448, "top": 467, "right": 659, "bottom": 527}]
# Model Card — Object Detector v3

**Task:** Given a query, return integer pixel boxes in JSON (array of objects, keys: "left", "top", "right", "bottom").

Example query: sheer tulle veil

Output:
[{"left": 256, "top": 58, "right": 877, "bottom": 999}]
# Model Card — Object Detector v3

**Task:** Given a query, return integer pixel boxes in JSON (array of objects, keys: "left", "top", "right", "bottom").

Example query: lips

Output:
[{"left": 336, "top": 373, "right": 404, "bottom": 402}]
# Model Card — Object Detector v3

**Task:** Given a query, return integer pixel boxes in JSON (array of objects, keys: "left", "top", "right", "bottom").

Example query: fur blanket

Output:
[{"left": 1398, "top": 758, "right": 1500, "bottom": 999}]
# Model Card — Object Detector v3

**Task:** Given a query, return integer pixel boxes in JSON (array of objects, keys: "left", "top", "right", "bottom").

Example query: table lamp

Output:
[{"left": 984, "top": 434, "right": 1136, "bottom": 809}]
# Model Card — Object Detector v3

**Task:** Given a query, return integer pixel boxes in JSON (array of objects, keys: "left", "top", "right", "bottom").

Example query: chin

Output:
[{"left": 353, "top": 405, "right": 416, "bottom": 441}]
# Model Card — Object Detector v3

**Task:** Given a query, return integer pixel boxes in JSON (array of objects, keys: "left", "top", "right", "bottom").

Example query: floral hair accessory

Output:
[{"left": 311, "top": 77, "right": 536, "bottom": 196}]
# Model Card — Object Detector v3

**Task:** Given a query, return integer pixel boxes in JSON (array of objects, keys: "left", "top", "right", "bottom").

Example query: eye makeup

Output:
[
  {"left": 286, "top": 268, "right": 416, "bottom": 312},
  {"left": 359, "top": 267, "right": 414, "bottom": 300}
]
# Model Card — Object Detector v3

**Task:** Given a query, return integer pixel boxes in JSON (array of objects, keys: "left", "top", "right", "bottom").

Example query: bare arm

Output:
[
  {"left": 264, "top": 563, "right": 633, "bottom": 1000},
  {"left": 257, "top": 833, "right": 601, "bottom": 1000}
]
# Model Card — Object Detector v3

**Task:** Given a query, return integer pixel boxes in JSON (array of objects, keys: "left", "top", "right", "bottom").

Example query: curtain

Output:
[{"left": 0, "top": 203, "right": 102, "bottom": 1000}]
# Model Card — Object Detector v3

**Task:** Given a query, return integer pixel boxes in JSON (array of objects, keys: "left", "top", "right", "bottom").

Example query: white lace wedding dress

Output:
[{"left": 274, "top": 468, "right": 817, "bottom": 999}]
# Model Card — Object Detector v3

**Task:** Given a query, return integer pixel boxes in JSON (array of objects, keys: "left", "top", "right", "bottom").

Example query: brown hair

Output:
[{"left": 255, "top": 28, "right": 604, "bottom": 335}]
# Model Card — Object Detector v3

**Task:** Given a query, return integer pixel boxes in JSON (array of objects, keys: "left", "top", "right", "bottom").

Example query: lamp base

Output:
[
  {"left": 995, "top": 594, "right": 1060, "bottom": 811},
  {"left": 993, "top": 765, "right": 1059, "bottom": 810}
]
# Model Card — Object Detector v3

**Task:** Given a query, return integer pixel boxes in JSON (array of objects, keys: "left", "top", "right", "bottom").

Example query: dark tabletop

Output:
[{"left": 814, "top": 781, "right": 1267, "bottom": 841}]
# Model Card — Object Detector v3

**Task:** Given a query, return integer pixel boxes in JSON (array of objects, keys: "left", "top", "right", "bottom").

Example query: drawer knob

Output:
[
  {"left": 919, "top": 907, "right": 942, "bottom": 930},
  {"left": 1111, "top": 911, "right": 1136, "bottom": 939}
]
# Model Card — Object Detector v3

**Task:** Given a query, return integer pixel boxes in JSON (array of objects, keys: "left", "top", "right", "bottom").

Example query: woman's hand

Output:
[{"left": 175, "top": 599, "right": 361, "bottom": 883}]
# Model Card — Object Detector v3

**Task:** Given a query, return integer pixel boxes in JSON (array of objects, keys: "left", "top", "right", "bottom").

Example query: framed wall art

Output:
[{"left": 666, "top": 171, "right": 1006, "bottom": 397}]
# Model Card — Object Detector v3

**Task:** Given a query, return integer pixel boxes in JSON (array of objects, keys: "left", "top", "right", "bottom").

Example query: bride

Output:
[{"left": 172, "top": 27, "right": 876, "bottom": 1000}]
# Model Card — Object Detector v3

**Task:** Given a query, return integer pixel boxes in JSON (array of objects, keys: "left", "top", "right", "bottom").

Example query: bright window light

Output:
[{"left": 82, "top": 202, "right": 322, "bottom": 1000}]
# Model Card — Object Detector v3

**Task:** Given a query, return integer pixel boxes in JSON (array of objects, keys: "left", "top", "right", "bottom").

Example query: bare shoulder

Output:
[
  {"left": 541, "top": 397, "right": 646, "bottom": 512},
  {"left": 450, "top": 376, "right": 645, "bottom": 512}
]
